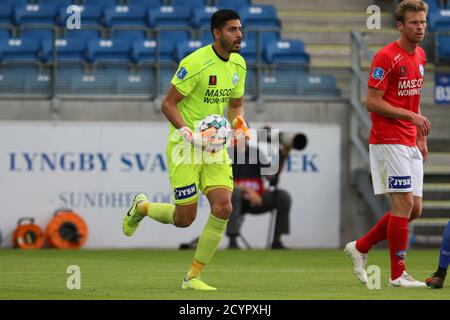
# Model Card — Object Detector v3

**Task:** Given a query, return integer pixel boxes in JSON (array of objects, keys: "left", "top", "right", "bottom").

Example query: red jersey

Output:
[
  {"left": 234, "top": 177, "right": 265, "bottom": 195},
  {"left": 367, "top": 41, "right": 426, "bottom": 146}
]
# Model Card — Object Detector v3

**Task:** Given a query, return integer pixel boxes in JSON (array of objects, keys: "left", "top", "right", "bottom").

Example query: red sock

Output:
[
  {"left": 387, "top": 215, "right": 409, "bottom": 280},
  {"left": 356, "top": 212, "right": 391, "bottom": 253}
]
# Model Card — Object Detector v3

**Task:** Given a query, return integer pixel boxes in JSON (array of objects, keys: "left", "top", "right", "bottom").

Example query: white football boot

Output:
[
  {"left": 344, "top": 241, "right": 368, "bottom": 284},
  {"left": 389, "top": 271, "right": 426, "bottom": 288}
]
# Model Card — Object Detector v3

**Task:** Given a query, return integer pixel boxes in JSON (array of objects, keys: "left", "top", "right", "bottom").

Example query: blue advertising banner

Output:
[{"left": 435, "top": 73, "right": 450, "bottom": 104}]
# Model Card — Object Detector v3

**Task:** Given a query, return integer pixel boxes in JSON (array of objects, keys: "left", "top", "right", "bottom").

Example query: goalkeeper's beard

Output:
[{"left": 221, "top": 38, "right": 241, "bottom": 54}]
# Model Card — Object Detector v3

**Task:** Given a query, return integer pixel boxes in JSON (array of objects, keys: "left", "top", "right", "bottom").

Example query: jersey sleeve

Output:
[
  {"left": 367, "top": 52, "right": 391, "bottom": 91},
  {"left": 231, "top": 60, "right": 247, "bottom": 99},
  {"left": 171, "top": 59, "right": 201, "bottom": 97}
]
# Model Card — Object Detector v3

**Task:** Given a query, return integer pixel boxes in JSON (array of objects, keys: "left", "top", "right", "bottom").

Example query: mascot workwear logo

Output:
[
  {"left": 388, "top": 176, "right": 411, "bottom": 189},
  {"left": 174, "top": 183, "right": 197, "bottom": 200}
]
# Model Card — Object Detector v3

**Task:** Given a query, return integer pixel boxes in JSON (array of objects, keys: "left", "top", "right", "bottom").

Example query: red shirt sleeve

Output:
[{"left": 367, "top": 52, "right": 391, "bottom": 92}]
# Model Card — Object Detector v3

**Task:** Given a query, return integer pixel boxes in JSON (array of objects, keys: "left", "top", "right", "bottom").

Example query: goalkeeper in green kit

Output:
[{"left": 122, "top": 9, "right": 250, "bottom": 291}]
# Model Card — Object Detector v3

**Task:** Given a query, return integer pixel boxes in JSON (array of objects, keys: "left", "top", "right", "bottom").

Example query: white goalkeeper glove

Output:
[{"left": 178, "top": 126, "right": 207, "bottom": 148}]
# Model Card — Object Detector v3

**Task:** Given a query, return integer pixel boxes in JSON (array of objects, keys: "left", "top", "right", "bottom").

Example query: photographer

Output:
[{"left": 226, "top": 128, "right": 306, "bottom": 249}]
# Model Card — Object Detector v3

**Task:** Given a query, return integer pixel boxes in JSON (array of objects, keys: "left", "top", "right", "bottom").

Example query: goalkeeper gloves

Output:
[
  {"left": 178, "top": 126, "right": 194, "bottom": 144},
  {"left": 232, "top": 116, "right": 251, "bottom": 140},
  {"left": 178, "top": 126, "right": 209, "bottom": 148}
]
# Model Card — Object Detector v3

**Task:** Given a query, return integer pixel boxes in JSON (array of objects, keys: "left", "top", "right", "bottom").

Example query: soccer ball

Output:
[{"left": 196, "top": 114, "right": 231, "bottom": 152}]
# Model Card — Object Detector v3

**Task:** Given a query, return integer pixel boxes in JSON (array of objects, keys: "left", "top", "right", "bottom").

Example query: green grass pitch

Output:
[{"left": 0, "top": 248, "right": 448, "bottom": 300}]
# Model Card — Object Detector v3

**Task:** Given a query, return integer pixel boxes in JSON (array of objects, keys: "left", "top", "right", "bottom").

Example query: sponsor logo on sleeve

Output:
[
  {"left": 388, "top": 176, "right": 412, "bottom": 189},
  {"left": 174, "top": 183, "right": 197, "bottom": 200},
  {"left": 371, "top": 67, "right": 385, "bottom": 80},
  {"left": 419, "top": 64, "right": 424, "bottom": 76},
  {"left": 177, "top": 67, "right": 188, "bottom": 80}
]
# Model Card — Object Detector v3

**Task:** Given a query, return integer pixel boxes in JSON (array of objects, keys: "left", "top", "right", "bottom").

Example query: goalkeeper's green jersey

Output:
[{"left": 170, "top": 44, "right": 247, "bottom": 140}]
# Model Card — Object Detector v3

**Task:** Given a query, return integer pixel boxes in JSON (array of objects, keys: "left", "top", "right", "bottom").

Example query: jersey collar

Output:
[{"left": 211, "top": 44, "right": 229, "bottom": 62}]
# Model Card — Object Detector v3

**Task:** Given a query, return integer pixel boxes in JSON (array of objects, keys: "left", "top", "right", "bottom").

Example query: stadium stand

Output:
[
  {"left": 0, "top": 0, "right": 340, "bottom": 98},
  {"left": 427, "top": 0, "right": 450, "bottom": 63}
]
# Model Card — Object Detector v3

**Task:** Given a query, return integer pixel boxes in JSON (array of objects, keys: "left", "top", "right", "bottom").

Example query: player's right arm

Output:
[
  {"left": 161, "top": 84, "right": 187, "bottom": 129},
  {"left": 366, "top": 88, "right": 431, "bottom": 136},
  {"left": 161, "top": 85, "right": 195, "bottom": 142}
]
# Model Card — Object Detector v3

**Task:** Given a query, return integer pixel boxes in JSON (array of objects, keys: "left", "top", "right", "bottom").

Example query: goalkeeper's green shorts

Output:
[{"left": 166, "top": 141, "right": 233, "bottom": 205}]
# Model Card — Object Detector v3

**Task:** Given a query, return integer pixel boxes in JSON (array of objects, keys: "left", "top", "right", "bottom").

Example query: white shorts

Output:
[{"left": 369, "top": 144, "right": 423, "bottom": 197}]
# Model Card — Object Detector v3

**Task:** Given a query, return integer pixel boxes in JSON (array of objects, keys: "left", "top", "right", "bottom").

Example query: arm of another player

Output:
[
  {"left": 366, "top": 87, "right": 431, "bottom": 136},
  {"left": 161, "top": 85, "right": 193, "bottom": 142},
  {"left": 417, "top": 105, "right": 429, "bottom": 162}
]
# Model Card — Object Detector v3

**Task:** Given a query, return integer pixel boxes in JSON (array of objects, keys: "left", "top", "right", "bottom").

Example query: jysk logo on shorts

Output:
[
  {"left": 177, "top": 67, "right": 188, "bottom": 80},
  {"left": 388, "top": 176, "right": 412, "bottom": 189},
  {"left": 174, "top": 183, "right": 197, "bottom": 200},
  {"left": 372, "top": 67, "right": 384, "bottom": 80}
]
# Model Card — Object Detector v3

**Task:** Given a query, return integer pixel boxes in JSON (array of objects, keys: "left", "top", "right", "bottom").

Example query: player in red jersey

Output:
[{"left": 345, "top": 0, "right": 431, "bottom": 287}]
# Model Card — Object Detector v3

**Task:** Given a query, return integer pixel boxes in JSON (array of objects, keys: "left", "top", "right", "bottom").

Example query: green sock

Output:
[
  {"left": 147, "top": 203, "right": 175, "bottom": 225},
  {"left": 194, "top": 214, "right": 228, "bottom": 265}
]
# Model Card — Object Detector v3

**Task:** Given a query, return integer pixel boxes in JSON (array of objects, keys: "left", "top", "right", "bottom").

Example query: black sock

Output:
[{"left": 436, "top": 267, "right": 447, "bottom": 279}]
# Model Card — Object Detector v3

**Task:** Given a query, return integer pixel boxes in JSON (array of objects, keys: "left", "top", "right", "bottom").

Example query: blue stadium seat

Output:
[
  {"left": 57, "top": 65, "right": 116, "bottom": 96},
  {"left": 297, "top": 74, "right": 340, "bottom": 97},
  {"left": 239, "top": 5, "right": 280, "bottom": 44},
  {"left": 86, "top": 38, "right": 131, "bottom": 63},
  {"left": 200, "top": 29, "right": 214, "bottom": 42},
  {"left": 26, "top": 68, "right": 51, "bottom": 96},
  {"left": 0, "top": 27, "right": 12, "bottom": 39},
  {"left": 171, "top": 0, "right": 206, "bottom": 9},
  {"left": 0, "top": 65, "right": 48, "bottom": 97},
  {"left": 263, "top": 39, "right": 310, "bottom": 65},
  {"left": 0, "top": 37, "right": 41, "bottom": 62},
  {"left": 39, "top": 0, "right": 73, "bottom": 7},
  {"left": 116, "top": 66, "right": 153, "bottom": 96},
  {"left": 14, "top": 4, "right": 57, "bottom": 25},
  {"left": 84, "top": 0, "right": 118, "bottom": 8},
  {"left": 0, "top": 0, "right": 28, "bottom": 6},
  {"left": 244, "top": 66, "right": 256, "bottom": 96},
  {"left": 427, "top": 0, "right": 450, "bottom": 30},
  {"left": 438, "top": 34, "right": 450, "bottom": 61},
  {"left": 244, "top": 30, "right": 279, "bottom": 44},
  {"left": 216, "top": 0, "right": 251, "bottom": 10},
  {"left": 158, "top": 30, "right": 190, "bottom": 44},
  {"left": 261, "top": 68, "right": 306, "bottom": 96},
  {"left": 0, "top": 3, "right": 13, "bottom": 25},
  {"left": 57, "top": 4, "right": 103, "bottom": 27},
  {"left": 158, "top": 65, "right": 176, "bottom": 95},
  {"left": 104, "top": 5, "right": 147, "bottom": 26},
  {"left": 239, "top": 39, "right": 256, "bottom": 63},
  {"left": 21, "top": 27, "right": 55, "bottom": 41},
  {"left": 191, "top": 6, "right": 219, "bottom": 28},
  {"left": 131, "top": 38, "right": 175, "bottom": 63},
  {"left": 239, "top": 5, "right": 280, "bottom": 28},
  {"left": 174, "top": 39, "right": 206, "bottom": 62},
  {"left": 41, "top": 37, "right": 86, "bottom": 62},
  {"left": 147, "top": 6, "right": 191, "bottom": 28},
  {"left": 112, "top": 29, "right": 147, "bottom": 42},
  {"left": 65, "top": 29, "right": 102, "bottom": 41},
  {"left": 126, "top": 0, "right": 162, "bottom": 7}
]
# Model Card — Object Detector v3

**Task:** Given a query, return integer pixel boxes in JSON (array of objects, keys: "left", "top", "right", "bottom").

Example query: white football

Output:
[{"left": 196, "top": 114, "right": 231, "bottom": 152}]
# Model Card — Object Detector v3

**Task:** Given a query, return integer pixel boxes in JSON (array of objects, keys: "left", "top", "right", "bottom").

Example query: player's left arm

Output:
[
  {"left": 228, "top": 97, "right": 250, "bottom": 139},
  {"left": 417, "top": 105, "right": 429, "bottom": 162},
  {"left": 228, "top": 96, "right": 244, "bottom": 123}
]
